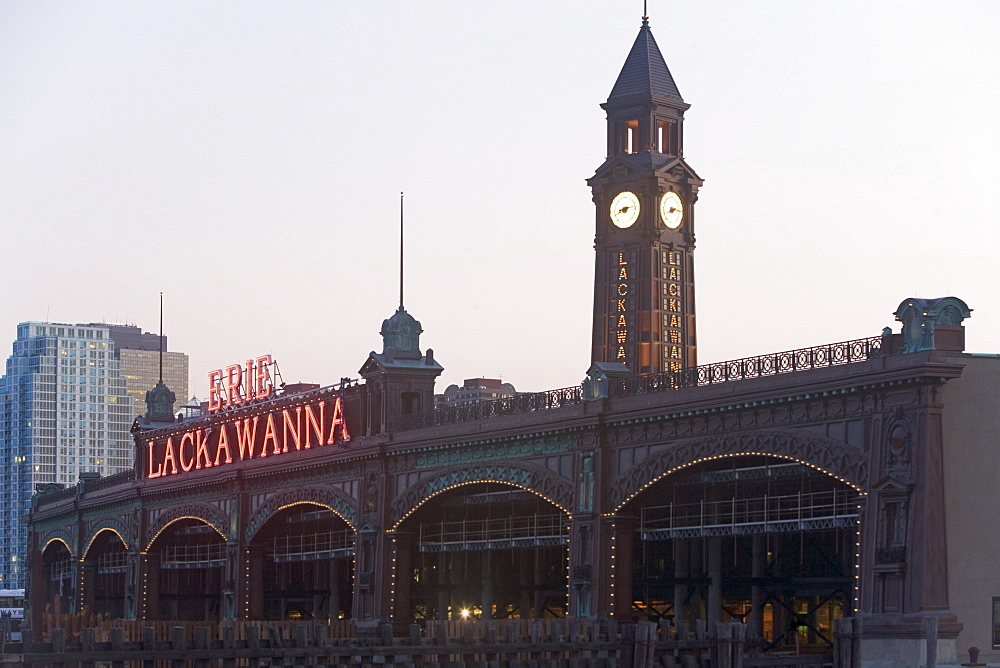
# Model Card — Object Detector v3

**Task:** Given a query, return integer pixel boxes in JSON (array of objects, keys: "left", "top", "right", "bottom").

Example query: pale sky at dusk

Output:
[{"left": 1, "top": 1, "right": 997, "bottom": 399}]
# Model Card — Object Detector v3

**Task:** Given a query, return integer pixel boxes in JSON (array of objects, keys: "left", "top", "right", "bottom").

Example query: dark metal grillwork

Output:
[{"left": 390, "top": 336, "right": 884, "bottom": 433}]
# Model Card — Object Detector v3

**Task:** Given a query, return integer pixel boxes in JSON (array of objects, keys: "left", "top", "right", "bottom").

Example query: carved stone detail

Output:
[
  {"left": 145, "top": 503, "right": 230, "bottom": 549},
  {"left": 389, "top": 461, "right": 573, "bottom": 528},
  {"left": 610, "top": 428, "right": 868, "bottom": 511},
  {"left": 244, "top": 486, "right": 359, "bottom": 543},
  {"left": 605, "top": 394, "right": 880, "bottom": 451}
]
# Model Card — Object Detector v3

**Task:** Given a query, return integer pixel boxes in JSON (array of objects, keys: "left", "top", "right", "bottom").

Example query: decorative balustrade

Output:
[{"left": 390, "top": 336, "right": 884, "bottom": 433}]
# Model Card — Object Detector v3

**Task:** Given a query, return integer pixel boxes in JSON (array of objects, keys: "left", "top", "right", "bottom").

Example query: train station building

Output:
[{"left": 25, "top": 14, "right": 1000, "bottom": 668}]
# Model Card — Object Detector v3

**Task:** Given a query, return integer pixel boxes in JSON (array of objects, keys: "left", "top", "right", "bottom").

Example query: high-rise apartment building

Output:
[
  {"left": 91, "top": 324, "right": 189, "bottom": 417},
  {"left": 0, "top": 322, "right": 135, "bottom": 588}
]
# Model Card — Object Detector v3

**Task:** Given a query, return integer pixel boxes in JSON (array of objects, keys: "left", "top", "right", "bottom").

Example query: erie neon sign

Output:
[
  {"left": 208, "top": 354, "right": 275, "bottom": 412},
  {"left": 145, "top": 394, "right": 349, "bottom": 479}
]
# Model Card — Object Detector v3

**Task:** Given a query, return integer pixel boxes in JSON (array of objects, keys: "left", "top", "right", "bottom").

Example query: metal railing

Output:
[
  {"left": 391, "top": 336, "right": 884, "bottom": 433},
  {"left": 269, "top": 529, "right": 355, "bottom": 562},
  {"left": 639, "top": 489, "right": 860, "bottom": 540},
  {"left": 417, "top": 513, "right": 569, "bottom": 552},
  {"left": 160, "top": 543, "right": 226, "bottom": 569}
]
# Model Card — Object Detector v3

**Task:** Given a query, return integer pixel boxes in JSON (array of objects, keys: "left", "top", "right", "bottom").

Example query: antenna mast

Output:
[
  {"left": 399, "top": 191, "right": 405, "bottom": 310},
  {"left": 158, "top": 292, "right": 164, "bottom": 384}
]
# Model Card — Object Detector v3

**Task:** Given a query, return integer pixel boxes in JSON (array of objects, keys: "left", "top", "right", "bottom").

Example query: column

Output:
[
  {"left": 750, "top": 534, "right": 765, "bottom": 637},
  {"left": 393, "top": 531, "right": 415, "bottom": 624},
  {"left": 610, "top": 516, "right": 635, "bottom": 620},
  {"left": 673, "top": 538, "right": 689, "bottom": 626},
  {"left": 707, "top": 536, "right": 722, "bottom": 624}
]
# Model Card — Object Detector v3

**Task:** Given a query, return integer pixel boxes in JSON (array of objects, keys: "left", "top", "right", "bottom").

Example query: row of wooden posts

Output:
[{"left": 18, "top": 617, "right": 863, "bottom": 668}]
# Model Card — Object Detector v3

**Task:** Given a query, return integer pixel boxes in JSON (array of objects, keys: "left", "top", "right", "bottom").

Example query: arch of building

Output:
[
  {"left": 244, "top": 485, "right": 359, "bottom": 543},
  {"left": 38, "top": 532, "right": 75, "bottom": 560},
  {"left": 389, "top": 461, "right": 574, "bottom": 530},
  {"left": 82, "top": 521, "right": 133, "bottom": 558},
  {"left": 145, "top": 503, "right": 229, "bottom": 550},
  {"left": 390, "top": 478, "right": 574, "bottom": 622},
  {"left": 611, "top": 428, "right": 868, "bottom": 511}
]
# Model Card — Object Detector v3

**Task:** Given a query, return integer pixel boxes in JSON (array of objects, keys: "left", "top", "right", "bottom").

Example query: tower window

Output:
[
  {"left": 656, "top": 120, "right": 678, "bottom": 154},
  {"left": 617, "top": 119, "right": 640, "bottom": 154}
]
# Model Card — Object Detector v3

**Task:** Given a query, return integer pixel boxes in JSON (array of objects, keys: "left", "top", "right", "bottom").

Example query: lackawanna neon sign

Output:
[{"left": 145, "top": 389, "right": 349, "bottom": 480}]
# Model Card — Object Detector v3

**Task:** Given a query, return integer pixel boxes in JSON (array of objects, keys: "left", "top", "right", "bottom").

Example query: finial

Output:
[
  {"left": 399, "top": 191, "right": 405, "bottom": 311},
  {"left": 642, "top": 0, "right": 649, "bottom": 21}
]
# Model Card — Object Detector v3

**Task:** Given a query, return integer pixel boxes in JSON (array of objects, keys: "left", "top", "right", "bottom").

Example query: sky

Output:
[{"left": 1, "top": 1, "right": 997, "bottom": 399}]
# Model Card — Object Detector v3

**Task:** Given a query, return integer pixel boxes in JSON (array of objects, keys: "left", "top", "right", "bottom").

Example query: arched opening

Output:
[
  {"left": 83, "top": 530, "right": 128, "bottom": 619},
  {"left": 147, "top": 518, "right": 226, "bottom": 621},
  {"left": 249, "top": 503, "right": 354, "bottom": 621},
  {"left": 40, "top": 539, "right": 73, "bottom": 615},
  {"left": 622, "top": 455, "right": 860, "bottom": 652},
  {"left": 399, "top": 482, "right": 570, "bottom": 621}
]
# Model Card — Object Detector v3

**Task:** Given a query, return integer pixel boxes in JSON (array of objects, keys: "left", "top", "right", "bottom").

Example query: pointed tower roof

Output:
[{"left": 608, "top": 18, "right": 682, "bottom": 102}]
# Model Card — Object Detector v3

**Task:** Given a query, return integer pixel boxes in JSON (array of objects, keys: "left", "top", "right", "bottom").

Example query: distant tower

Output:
[{"left": 588, "top": 15, "right": 703, "bottom": 375}]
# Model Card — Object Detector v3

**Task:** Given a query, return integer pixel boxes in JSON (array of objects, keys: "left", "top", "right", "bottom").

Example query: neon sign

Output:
[
  {"left": 145, "top": 392, "right": 349, "bottom": 479},
  {"left": 207, "top": 355, "right": 275, "bottom": 412}
]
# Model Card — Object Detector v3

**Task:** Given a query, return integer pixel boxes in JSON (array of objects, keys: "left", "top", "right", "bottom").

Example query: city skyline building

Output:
[
  {"left": 0, "top": 322, "right": 134, "bottom": 588},
  {"left": 434, "top": 377, "right": 519, "bottom": 409},
  {"left": 92, "top": 324, "right": 189, "bottom": 418}
]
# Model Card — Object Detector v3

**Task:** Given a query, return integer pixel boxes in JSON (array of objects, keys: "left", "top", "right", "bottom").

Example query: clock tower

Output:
[{"left": 588, "top": 15, "right": 703, "bottom": 375}]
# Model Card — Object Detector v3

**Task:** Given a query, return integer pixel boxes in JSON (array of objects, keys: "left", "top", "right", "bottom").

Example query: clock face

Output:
[
  {"left": 610, "top": 191, "right": 641, "bottom": 228},
  {"left": 660, "top": 191, "right": 684, "bottom": 229}
]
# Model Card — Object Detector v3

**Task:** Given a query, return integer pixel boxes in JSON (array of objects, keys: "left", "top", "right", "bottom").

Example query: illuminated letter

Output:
[
  {"left": 668, "top": 267, "right": 680, "bottom": 281},
  {"left": 670, "top": 346, "right": 682, "bottom": 359},
  {"left": 668, "top": 299, "right": 681, "bottom": 312},
  {"left": 194, "top": 428, "right": 212, "bottom": 469},
  {"left": 616, "top": 346, "right": 626, "bottom": 359},
  {"left": 303, "top": 401, "right": 325, "bottom": 449},
  {"left": 618, "top": 252, "right": 627, "bottom": 265},
  {"left": 668, "top": 252, "right": 679, "bottom": 266},
  {"left": 234, "top": 417, "right": 260, "bottom": 460},
  {"left": 262, "top": 412, "right": 280, "bottom": 456},
  {"left": 225, "top": 364, "right": 243, "bottom": 407},
  {"left": 617, "top": 299, "right": 626, "bottom": 312},
  {"left": 327, "top": 398, "right": 349, "bottom": 444},
  {"left": 669, "top": 314, "right": 680, "bottom": 328},
  {"left": 162, "top": 437, "right": 178, "bottom": 475},
  {"left": 256, "top": 355, "right": 273, "bottom": 400},
  {"left": 179, "top": 431, "right": 196, "bottom": 472},
  {"left": 668, "top": 283, "right": 680, "bottom": 297},
  {"left": 215, "top": 423, "right": 233, "bottom": 465},
  {"left": 208, "top": 370, "right": 223, "bottom": 412},
  {"left": 669, "top": 330, "right": 681, "bottom": 344},
  {"left": 617, "top": 330, "right": 627, "bottom": 343},
  {"left": 618, "top": 268, "right": 628, "bottom": 280},
  {"left": 617, "top": 315, "right": 627, "bottom": 327},
  {"left": 282, "top": 408, "right": 303, "bottom": 452},
  {"left": 146, "top": 441, "right": 162, "bottom": 479}
]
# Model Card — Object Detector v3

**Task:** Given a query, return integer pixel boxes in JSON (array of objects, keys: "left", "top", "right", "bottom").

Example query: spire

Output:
[
  {"left": 608, "top": 17, "right": 683, "bottom": 102},
  {"left": 399, "top": 191, "right": 405, "bottom": 310},
  {"left": 144, "top": 292, "right": 175, "bottom": 423}
]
